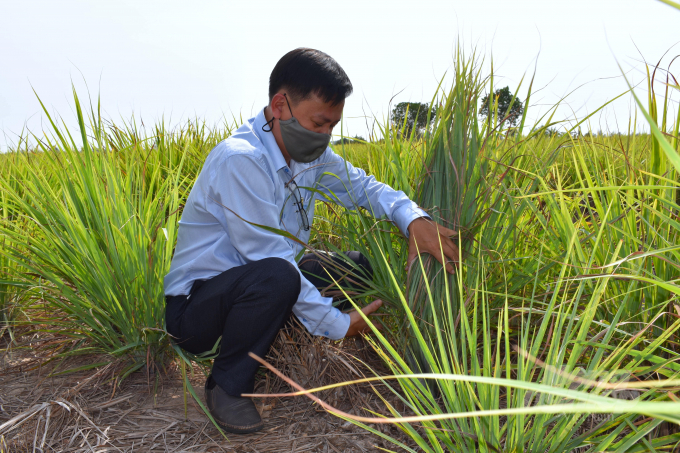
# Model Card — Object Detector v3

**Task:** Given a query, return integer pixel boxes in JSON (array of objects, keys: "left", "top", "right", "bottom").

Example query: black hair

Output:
[{"left": 269, "top": 48, "right": 353, "bottom": 106}]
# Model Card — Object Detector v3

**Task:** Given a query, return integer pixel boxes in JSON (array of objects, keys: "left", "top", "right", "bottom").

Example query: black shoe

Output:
[{"left": 204, "top": 375, "right": 264, "bottom": 434}]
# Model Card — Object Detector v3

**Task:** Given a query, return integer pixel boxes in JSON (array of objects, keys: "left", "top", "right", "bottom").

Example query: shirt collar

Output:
[{"left": 253, "top": 107, "right": 288, "bottom": 173}]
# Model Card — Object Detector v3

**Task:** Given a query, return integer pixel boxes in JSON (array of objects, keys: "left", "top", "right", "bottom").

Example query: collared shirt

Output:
[{"left": 163, "top": 108, "right": 428, "bottom": 340}]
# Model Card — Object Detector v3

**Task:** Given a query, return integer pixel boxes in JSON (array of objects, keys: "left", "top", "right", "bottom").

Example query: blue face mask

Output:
[{"left": 264, "top": 94, "right": 331, "bottom": 163}]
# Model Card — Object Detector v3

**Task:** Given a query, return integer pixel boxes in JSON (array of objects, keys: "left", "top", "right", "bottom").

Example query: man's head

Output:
[
  {"left": 269, "top": 48, "right": 353, "bottom": 110},
  {"left": 266, "top": 49, "right": 352, "bottom": 158}
]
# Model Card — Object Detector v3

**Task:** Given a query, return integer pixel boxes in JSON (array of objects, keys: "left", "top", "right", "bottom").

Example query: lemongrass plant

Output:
[
  {"left": 317, "top": 47, "right": 565, "bottom": 367},
  {"left": 307, "top": 239, "right": 680, "bottom": 451},
  {"left": 0, "top": 232, "right": 30, "bottom": 341},
  {"left": 0, "top": 89, "right": 232, "bottom": 374},
  {"left": 0, "top": 234, "right": 20, "bottom": 339},
  {"left": 336, "top": 133, "right": 680, "bottom": 450},
  {"left": 309, "top": 41, "right": 680, "bottom": 449},
  {"left": 0, "top": 144, "right": 38, "bottom": 340}
]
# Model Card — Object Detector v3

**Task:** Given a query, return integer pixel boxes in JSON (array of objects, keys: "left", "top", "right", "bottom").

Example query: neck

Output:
[{"left": 264, "top": 106, "right": 292, "bottom": 167}]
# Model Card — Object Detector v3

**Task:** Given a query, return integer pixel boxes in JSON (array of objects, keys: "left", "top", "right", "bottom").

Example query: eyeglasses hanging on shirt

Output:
[{"left": 283, "top": 175, "right": 310, "bottom": 232}]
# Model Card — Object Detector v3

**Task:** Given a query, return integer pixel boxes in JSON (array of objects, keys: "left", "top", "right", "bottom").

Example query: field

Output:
[{"left": 1, "top": 43, "right": 680, "bottom": 452}]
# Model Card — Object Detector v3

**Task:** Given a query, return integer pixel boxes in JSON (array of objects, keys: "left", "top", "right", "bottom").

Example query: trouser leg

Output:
[
  {"left": 297, "top": 251, "right": 373, "bottom": 311},
  {"left": 166, "top": 257, "right": 300, "bottom": 396}
]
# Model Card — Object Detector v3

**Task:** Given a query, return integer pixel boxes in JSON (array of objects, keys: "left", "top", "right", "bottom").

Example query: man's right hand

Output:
[{"left": 345, "top": 299, "right": 383, "bottom": 337}]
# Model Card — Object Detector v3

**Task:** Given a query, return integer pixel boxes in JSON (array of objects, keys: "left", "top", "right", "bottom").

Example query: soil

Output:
[{"left": 0, "top": 322, "right": 417, "bottom": 452}]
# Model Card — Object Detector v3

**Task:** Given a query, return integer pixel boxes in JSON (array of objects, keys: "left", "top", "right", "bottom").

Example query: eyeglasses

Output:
[{"left": 284, "top": 177, "right": 310, "bottom": 232}]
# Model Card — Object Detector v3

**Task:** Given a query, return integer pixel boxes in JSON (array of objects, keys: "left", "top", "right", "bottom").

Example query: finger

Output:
[
  {"left": 441, "top": 239, "right": 460, "bottom": 264},
  {"left": 443, "top": 244, "right": 459, "bottom": 274},
  {"left": 426, "top": 239, "right": 456, "bottom": 266},
  {"left": 429, "top": 243, "right": 457, "bottom": 274},
  {"left": 406, "top": 241, "right": 418, "bottom": 268},
  {"left": 436, "top": 237, "right": 459, "bottom": 266},
  {"left": 362, "top": 299, "right": 383, "bottom": 315},
  {"left": 435, "top": 223, "right": 457, "bottom": 238}
]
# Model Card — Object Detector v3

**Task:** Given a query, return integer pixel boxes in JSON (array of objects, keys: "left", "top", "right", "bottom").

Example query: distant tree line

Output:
[
  {"left": 332, "top": 135, "right": 365, "bottom": 146},
  {"left": 537, "top": 127, "right": 643, "bottom": 139}
]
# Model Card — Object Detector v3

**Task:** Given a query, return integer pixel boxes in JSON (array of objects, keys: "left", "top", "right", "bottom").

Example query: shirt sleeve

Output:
[
  {"left": 205, "top": 154, "right": 350, "bottom": 340},
  {"left": 316, "top": 148, "right": 430, "bottom": 237}
]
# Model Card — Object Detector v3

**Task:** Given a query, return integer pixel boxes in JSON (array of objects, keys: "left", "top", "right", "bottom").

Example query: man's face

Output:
[{"left": 279, "top": 92, "right": 344, "bottom": 136}]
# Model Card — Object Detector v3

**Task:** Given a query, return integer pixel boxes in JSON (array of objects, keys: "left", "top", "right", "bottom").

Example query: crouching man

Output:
[{"left": 164, "top": 48, "right": 458, "bottom": 434}]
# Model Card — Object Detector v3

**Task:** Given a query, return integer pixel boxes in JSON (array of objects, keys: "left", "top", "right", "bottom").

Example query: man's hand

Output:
[
  {"left": 407, "top": 217, "right": 459, "bottom": 274},
  {"left": 345, "top": 299, "right": 383, "bottom": 337}
]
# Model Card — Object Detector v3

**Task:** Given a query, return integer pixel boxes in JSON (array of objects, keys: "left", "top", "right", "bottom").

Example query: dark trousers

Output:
[{"left": 165, "top": 251, "right": 373, "bottom": 396}]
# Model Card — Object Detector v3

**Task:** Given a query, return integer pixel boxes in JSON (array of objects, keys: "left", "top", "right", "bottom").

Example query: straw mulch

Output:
[{"left": 0, "top": 320, "right": 415, "bottom": 452}]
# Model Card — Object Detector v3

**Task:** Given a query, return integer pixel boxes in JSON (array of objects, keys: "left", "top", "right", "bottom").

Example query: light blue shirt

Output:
[{"left": 164, "top": 108, "right": 428, "bottom": 340}]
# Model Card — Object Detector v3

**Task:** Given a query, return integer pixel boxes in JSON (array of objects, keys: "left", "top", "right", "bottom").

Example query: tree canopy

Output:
[
  {"left": 480, "top": 86, "right": 525, "bottom": 127},
  {"left": 391, "top": 102, "right": 436, "bottom": 137}
]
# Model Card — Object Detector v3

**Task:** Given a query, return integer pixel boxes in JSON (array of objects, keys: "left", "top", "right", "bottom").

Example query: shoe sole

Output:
[{"left": 212, "top": 417, "right": 264, "bottom": 434}]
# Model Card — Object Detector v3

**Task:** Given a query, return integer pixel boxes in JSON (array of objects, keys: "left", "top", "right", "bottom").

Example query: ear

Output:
[{"left": 270, "top": 92, "right": 288, "bottom": 119}]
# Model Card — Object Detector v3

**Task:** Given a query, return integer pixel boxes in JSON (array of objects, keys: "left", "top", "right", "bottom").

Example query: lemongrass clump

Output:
[{"left": 0, "top": 90, "right": 234, "bottom": 374}]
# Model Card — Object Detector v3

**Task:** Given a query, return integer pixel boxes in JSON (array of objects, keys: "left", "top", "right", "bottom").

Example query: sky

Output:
[{"left": 1, "top": 0, "right": 679, "bottom": 150}]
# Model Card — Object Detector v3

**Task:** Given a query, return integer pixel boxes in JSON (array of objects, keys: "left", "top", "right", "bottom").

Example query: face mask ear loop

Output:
[
  {"left": 263, "top": 94, "right": 293, "bottom": 132},
  {"left": 262, "top": 116, "right": 275, "bottom": 133},
  {"left": 283, "top": 93, "right": 294, "bottom": 117}
]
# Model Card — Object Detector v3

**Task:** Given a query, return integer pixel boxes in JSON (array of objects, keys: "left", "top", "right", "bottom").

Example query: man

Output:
[{"left": 164, "top": 48, "right": 458, "bottom": 434}]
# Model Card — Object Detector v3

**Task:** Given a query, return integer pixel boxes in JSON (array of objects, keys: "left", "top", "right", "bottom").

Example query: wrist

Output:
[{"left": 407, "top": 216, "right": 427, "bottom": 234}]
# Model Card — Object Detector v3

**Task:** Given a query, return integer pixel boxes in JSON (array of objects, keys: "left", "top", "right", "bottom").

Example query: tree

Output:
[
  {"left": 391, "top": 102, "right": 436, "bottom": 137},
  {"left": 480, "top": 86, "right": 525, "bottom": 127}
]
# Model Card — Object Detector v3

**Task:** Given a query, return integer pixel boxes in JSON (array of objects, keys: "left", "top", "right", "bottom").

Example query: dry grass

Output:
[{"left": 0, "top": 320, "right": 416, "bottom": 452}]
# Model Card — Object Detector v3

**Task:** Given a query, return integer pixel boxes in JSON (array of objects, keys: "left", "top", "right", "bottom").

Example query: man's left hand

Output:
[{"left": 406, "top": 217, "right": 459, "bottom": 274}]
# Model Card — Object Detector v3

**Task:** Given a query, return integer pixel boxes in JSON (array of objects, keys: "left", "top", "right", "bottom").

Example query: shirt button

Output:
[
  {"left": 303, "top": 318, "right": 307, "bottom": 322},
  {"left": 324, "top": 331, "right": 329, "bottom": 336}
]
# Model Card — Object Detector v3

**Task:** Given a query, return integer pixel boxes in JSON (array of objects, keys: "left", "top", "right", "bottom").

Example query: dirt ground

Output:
[{"left": 0, "top": 322, "right": 417, "bottom": 452}]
